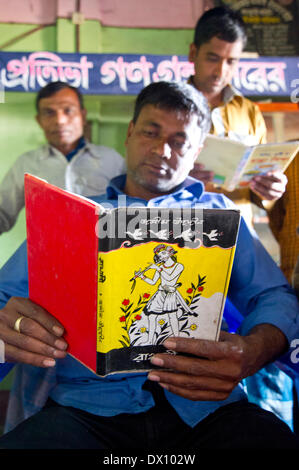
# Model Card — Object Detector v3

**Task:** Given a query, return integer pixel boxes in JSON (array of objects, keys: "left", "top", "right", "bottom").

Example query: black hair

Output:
[
  {"left": 36, "top": 81, "right": 84, "bottom": 112},
  {"left": 193, "top": 6, "right": 247, "bottom": 49},
  {"left": 132, "top": 81, "right": 211, "bottom": 143}
]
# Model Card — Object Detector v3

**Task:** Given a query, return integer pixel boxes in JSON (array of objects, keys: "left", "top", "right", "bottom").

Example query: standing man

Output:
[
  {"left": 188, "top": 6, "right": 287, "bottom": 224},
  {"left": 0, "top": 81, "right": 125, "bottom": 234},
  {"left": 186, "top": 7, "right": 297, "bottom": 430}
]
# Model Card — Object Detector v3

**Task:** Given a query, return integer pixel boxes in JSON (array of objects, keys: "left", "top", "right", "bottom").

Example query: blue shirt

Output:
[{"left": 1, "top": 175, "right": 299, "bottom": 431}]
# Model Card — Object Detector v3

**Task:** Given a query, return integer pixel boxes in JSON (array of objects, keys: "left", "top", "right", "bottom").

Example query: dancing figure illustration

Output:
[{"left": 134, "top": 244, "right": 196, "bottom": 344}]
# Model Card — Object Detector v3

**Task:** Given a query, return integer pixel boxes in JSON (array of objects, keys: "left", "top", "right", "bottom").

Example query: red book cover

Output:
[{"left": 25, "top": 173, "right": 100, "bottom": 373}]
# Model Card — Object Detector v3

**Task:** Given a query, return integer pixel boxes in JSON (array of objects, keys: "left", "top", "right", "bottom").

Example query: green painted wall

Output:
[
  {"left": 0, "top": 20, "right": 193, "bottom": 268},
  {"left": 0, "top": 92, "right": 42, "bottom": 266}
]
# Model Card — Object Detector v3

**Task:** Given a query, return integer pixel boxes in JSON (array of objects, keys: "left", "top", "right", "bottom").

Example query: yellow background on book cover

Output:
[{"left": 96, "top": 241, "right": 235, "bottom": 353}]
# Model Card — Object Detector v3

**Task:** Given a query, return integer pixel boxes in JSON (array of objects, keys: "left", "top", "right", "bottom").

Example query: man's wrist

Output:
[{"left": 244, "top": 323, "right": 288, "bottom": 376}]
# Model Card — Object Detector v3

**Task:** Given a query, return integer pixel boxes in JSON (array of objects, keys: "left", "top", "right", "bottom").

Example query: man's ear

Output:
[
  {"left": 188, "top": 43, "right": 198, "bottom": 63},
  {"left": 125, "top": 120, "right": 135, "bottom": 145}
]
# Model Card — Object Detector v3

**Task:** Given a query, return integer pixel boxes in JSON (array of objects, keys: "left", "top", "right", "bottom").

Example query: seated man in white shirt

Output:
[{"left": 0, "top": 81, "right": 125, "bottom": 234}]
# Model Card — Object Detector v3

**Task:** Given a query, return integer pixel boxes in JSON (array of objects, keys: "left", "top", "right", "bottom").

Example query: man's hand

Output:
[
  {"left": 249, "top": 170, "right": 288, "bottom": 201},
  {"left": 148, "top": 325, "right": 287, "bottom": 401},
  {"left": 189, "top": 162, "right": 214, "bottom": 185},
  {"left": 0, "top": 297, "right": 68, "bottom": 367}
]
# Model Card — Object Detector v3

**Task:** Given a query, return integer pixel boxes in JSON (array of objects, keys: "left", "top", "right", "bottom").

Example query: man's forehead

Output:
[
  {"left": 137, "top": 104, "right": 199, "bottom": 130},
  {"left": 199, "top": 36, "right": 243, "bottom": 58},
  {"left": 38, "top": 89, "right": 81, "bottom": 109}
]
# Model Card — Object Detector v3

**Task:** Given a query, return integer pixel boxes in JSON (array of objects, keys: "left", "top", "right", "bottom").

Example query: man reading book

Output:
[
  {"left": 187, "top": 6, "right": 298, "bottom": 429},
  {"left": 0, "top": 81, "right": 298, "bottom": 449},
  {"left": 187, "top": 6, "right": 288, "bottom": 225}
]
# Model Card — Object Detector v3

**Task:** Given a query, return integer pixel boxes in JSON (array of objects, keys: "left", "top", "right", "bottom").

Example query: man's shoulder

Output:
[
  {"left": 194, "top": 185, "right": 237, "bottom": 209},
  {"left": 9, "top": 146, "right": 50, "bottom": 171},
  {"left": 87, "top": 143, "right": 124, "bottom": 160},
  {"left": 17, "top": 145, "right": 49, "bottom": 160},
  {"left": 229, "top": 93, "right": 260, "bottom": 113},
  {"left": 204, "top": 191, "right": 237, "bottom": 208}
]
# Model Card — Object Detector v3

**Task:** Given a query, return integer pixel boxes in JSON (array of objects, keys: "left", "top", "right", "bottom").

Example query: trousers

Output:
[{"left": 1, "top": 381, "right": 299, "bottom": 450}]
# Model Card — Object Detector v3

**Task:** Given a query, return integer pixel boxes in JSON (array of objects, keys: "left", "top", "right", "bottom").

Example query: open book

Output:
[
  {"left": 197, "top": 135, "right": 299, "bottom": 191},
  {"left": 24, "top": 174, "right": 240, "bottom": 376}
]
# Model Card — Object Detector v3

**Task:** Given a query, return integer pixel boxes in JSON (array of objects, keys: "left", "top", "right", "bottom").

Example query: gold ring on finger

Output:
[{"left": 14, "top": 316, "right": 25, "bottom": 333}]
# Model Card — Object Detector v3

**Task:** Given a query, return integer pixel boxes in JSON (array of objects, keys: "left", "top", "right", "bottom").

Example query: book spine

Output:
[{"left": 97, "top": 252, "right": 105, "bottom": 360}]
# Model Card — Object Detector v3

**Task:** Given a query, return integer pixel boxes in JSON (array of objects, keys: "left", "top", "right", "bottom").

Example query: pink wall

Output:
[
  {"left": 0, "top": 0, "right": 57, "bottom": 24},
  {"left": 76, "top": 0, "right": 210, "bottom": 28},
  {"left": 0, "top": 0, "right": 213, "bottom": 28}
]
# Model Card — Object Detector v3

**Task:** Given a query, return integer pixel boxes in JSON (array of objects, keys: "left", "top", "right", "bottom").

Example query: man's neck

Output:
[
  {"left": 205, "top": 91, "right": 224, "bottom": 109},
  {"left": 124, "top": 180, "right": 162, "bottom": 201},
  {"left": 52, "top": 136, "right": 85, "bottom": 158},
  {"left": 54, "top": 144, "right": 77, "bottom": 156},
  {"left": 197, "top": 85, "right": 225, "bottom": 108},
  {"left": 124, "top": 178, "right": 184, "bottom": 201},
  {"left": 191, "top": 77, "right": 224, "bottom": 109}
]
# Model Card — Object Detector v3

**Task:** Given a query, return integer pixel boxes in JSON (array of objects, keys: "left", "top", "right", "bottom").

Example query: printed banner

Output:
[{"left": 0, "top": 50, "right": 298, "bottom": 98}]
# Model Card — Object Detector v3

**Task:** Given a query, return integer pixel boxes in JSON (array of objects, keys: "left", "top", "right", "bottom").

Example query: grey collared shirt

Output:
[{"left": 0, "top": 142, "right": 126, "bottom": 233}]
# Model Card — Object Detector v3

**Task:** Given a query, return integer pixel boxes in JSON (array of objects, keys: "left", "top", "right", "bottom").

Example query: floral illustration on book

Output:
[{"left": 119, "top": 244, "right": 206, "bottom": 347}]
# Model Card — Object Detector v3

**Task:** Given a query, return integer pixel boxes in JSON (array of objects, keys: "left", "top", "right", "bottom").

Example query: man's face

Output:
[
  {"left": 157, "top": 250, "right": 170, "bottom": 262},
  {"left": 189, "top": 36, "right": 243, "bottom": 97},
  {"left": 36, "top": 88, "right": 86, "bottom": 154},
  {"left": 124, "top": 104, "right": 202, "bottom": 199}
]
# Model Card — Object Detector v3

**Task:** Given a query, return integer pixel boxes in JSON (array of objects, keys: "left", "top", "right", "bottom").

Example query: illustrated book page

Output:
[{"left": 197, "top": 134, "right": 299, "bottom": 191}]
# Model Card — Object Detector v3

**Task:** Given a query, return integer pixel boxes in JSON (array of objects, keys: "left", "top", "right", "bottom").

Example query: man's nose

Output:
[
  {"left": 152, "top": 139, "right": 172, "bottom": 159},
  {"left": 215, "top": 60, "right": 227, "bottom": 78},
  {"left": 55, "top": 110, "right": 68, "bottom": 124}
]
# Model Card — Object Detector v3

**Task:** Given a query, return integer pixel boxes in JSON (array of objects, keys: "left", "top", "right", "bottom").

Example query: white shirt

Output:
[{"left": 0, "top": 142, "right": 126, "bottom": 234}]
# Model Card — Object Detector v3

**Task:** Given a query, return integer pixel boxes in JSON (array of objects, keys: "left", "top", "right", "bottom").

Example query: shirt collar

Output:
[
  {"left": 102, "top": 174, "right": 205, "bottom": 204},
  {"left": 222, "top": 84, "right": 241, "bottom": 104},
  {"left": 46, "top": 136, "right": 86, "bottom": 161},
  {"left": 65, "top": 136, "right": 86, "bottom": 161}
]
